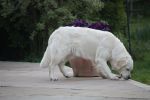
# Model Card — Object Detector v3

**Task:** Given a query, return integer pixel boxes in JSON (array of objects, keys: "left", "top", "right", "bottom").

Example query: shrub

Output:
[{"left": 100, "top": 0, "right": 127, "bottom": 33}]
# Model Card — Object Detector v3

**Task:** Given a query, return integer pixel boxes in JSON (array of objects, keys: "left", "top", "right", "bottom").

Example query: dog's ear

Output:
[{"left": 117, "top": 57, "right": 128, "bottom": 69}]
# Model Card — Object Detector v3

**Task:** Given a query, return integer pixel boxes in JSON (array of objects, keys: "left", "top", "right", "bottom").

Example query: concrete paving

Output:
[{"left": 0, "top": 61, "right": 150, "bottom": 100}]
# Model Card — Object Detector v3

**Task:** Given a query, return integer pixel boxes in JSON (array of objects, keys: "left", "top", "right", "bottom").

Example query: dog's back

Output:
[{"left": 41, "top": 26, "right": 124, "bottom": 67}]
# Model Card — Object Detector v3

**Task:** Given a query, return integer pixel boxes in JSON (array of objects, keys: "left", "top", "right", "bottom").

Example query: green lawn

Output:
[
  {"left": 130, "top": 17, "right": 150, "bottom": 85},
  {"left": 132, "top": 52, "right": 150, "bottom": 85}
]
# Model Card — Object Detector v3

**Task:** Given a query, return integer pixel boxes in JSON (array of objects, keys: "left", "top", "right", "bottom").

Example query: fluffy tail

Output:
[{"left": 40, "top": 47, "right": 51, "bottom": 68}]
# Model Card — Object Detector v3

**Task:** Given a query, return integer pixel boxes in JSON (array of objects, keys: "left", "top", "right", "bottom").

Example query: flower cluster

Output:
[
  {"left": 68, "top": 19, "right": 88, "bottom": 27},
  {"left": 88, "top": 22, "right": 111, "bottom": 31},
  {"left": 68, "top": 19, "right": 111, "bottom": 31}
]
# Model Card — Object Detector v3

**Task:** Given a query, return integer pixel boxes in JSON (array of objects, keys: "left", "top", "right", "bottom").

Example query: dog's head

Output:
[{"left": 111, "top": 57, "right": 133, "bottom": 80}]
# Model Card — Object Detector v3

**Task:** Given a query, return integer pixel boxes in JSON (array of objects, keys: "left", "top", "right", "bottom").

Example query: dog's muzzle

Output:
[{"left": 120, "top": 74, "right": 131, "bottom": 80}]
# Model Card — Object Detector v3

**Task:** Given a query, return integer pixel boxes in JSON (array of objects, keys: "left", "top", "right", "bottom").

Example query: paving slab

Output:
[{"left": 0, "top": 61, "right": 150, "bottom": 100}]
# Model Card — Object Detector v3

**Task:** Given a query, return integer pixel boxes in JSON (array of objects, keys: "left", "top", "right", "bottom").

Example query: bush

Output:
[
  {"left": 0, "top": 0, "right": 127, "bottom": 61},
  {"left": 100, "top": 0, "right": 127, "bottom": 33},
  {"left": 130, "top": 18, "right": 150, "bottom": 60}
]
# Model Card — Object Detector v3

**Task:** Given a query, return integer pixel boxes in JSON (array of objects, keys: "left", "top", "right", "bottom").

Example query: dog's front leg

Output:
[{"left": 95, "top": 59, "right": 119, "bottom": 80}]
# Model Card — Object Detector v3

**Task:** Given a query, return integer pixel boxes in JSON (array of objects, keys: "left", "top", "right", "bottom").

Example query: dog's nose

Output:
[
  {"left": 124, "top": 76, "right": 131, "bottom": 80},
  {"left": 128, "top": 76, "right": 131, "bottom": 79}
]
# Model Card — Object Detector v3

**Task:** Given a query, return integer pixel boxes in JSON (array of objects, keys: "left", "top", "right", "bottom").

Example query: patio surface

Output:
[{"left": 0, "top": 61, "right": 150, "bottom": 100}]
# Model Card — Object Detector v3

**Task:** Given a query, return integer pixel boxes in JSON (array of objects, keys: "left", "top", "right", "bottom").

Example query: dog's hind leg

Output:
[
  {"left": 48, "top": 55, "right": 59, "bottom": 81},
  {"left": 49, "top": 64, "right": 59, "bottom": 81},
  {"left": 48, "top": 48, "right": 62, "bottom": 81},
  {"left": 59, "top": 62, "right": 73, "bottom": 78},
  {"left": 49, "top": 46, "right": 72, "bottom": 81}
]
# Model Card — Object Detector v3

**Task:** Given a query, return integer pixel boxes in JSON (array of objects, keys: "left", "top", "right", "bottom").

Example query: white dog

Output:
[{"left": 40, "top": 26, "right": 133, "bottom": 81}]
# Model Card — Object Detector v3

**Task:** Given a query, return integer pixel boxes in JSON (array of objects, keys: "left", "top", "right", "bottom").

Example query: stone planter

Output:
[{"left": 69, "top": 57, "right": 99, "bottom": 77}]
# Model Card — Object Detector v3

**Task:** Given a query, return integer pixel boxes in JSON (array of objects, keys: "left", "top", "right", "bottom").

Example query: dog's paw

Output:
[
  {"left": 65, "top": 73, "right": 73, "bottom": 78},
  {"left": 64, "top": 72, "right": 73, "bottom": 78},
  {"left": 50, "top": 78, "right": 58, "bottom": 81},
  {"left": 109, "top": 74, "right": 119, "bottom": 80},
  {"left": 50, "top": 76, "right": 59, "bottom": 81},
  {"left": 62, "top": 66, "right": 73, "bottom": 78},
  {"left": 49, "top": 73, "right": 59, "bottom": 81}
]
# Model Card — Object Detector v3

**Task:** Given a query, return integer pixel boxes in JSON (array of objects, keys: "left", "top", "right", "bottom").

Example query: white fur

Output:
[{"left": 40, "top": 26, "right": 133, "bottom": 81}]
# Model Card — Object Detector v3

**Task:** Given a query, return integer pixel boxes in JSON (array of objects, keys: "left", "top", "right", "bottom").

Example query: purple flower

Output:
[
  {"left": 88, "top": 22, "right": 111, "bottom": 31},
  {"left": 68, "top": 19, "right": 88, "bottom": 27},
  {"left": 67, "top": 19, "right": 111, "bottom": 31}
]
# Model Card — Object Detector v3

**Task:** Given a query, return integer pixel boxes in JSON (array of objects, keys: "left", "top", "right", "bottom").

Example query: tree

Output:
[{"left": 0, "top": 0, "right": 127, "bottom": 61}]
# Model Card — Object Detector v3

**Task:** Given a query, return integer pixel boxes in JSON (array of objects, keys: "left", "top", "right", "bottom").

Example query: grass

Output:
[
  {"left": 132, "top": 52, "right": 150, "bottom": 85},
  {"left": 130, "top": 17, "right": 150, "bottom": 85}
]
